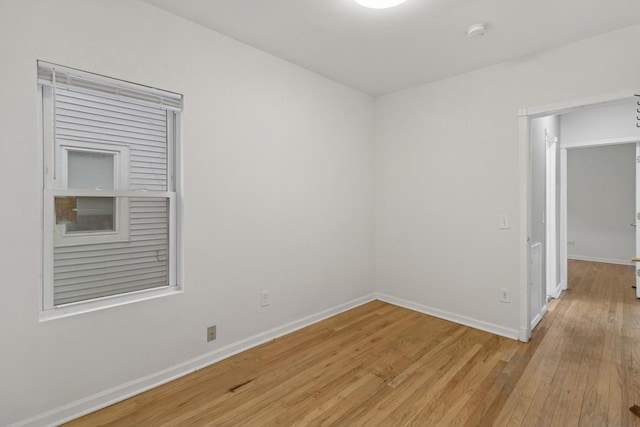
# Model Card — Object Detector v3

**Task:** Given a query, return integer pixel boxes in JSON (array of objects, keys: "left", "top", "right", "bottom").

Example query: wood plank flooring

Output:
[{"left": 66, "top": 260, "right": 640, "bottom": 426}]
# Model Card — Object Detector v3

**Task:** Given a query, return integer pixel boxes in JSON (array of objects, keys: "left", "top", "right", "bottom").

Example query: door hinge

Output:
[
  {"left": 637, "top": 213, "right": 640, "bottom": 220},
  {"left": 637, "top": 270, "right": 640, "bottom": 277},
  {"left": 637, "top": 156, "right": 640, "bottom": 163}
]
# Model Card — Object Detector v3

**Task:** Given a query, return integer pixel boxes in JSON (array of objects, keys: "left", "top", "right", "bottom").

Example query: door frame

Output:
[
  {"left": 518, "top": 89, "right": 637, "bottom": 342},
  {"left": 546, "top": 130, "right": 559, "bottom": 300}
]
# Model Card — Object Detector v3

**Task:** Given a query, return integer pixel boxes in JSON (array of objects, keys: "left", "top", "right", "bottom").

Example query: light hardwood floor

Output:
[{"left": 66, "top": 260, "right": 640, "bottom": 426}]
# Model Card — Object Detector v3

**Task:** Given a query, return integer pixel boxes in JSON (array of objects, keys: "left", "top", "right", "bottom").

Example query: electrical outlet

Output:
[
  {"left": 500, "top": 288, "right": 510, "bottom": 303},
  {"left": 207, "top": 325, "right": 216, "bottom": 342},
  {"left": 261, "top": 291, "right": 270, "bottom": 307}
]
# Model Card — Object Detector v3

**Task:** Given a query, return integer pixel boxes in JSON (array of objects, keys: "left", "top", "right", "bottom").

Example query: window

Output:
[
  {"left": 39, "top": 61, "right": 182, "bottom": 316},
  {"left": 54, "top": 140, "right": 130, "bottom": 246}
]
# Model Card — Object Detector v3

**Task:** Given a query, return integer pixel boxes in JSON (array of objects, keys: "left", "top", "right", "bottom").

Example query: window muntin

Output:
[{"left": 39, "top": 61, "right": 181, "bottom": 314}]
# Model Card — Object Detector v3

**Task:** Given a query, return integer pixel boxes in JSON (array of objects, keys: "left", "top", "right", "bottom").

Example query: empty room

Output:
[{"left": 2, "top": 0, "right": 640, "bottom": 425}]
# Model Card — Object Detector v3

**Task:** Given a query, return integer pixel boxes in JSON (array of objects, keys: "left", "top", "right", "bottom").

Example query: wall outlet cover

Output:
[
  {"left": 261, "top": 291, "right": 270, "bottom": 307},
  {"left": 207, "top": 325, "right": 216, "bottom": 342}
]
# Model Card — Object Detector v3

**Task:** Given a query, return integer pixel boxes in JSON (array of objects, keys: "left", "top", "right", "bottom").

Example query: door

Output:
[
  {"left": 527, "top": 117, "right": 554, "bottom": 332},
  {"left": 529, "top": 243, "right": 544, "bottom": 329}
]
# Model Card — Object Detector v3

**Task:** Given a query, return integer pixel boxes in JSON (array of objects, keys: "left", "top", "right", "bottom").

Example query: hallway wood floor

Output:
[{"left": 66, "top": 260, "right": 640, "bottom": 426}]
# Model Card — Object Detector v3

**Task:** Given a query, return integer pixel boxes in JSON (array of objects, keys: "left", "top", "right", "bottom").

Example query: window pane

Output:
[
  {"left": 53, "top": 197, "right": 169, "bottom": 306},
  {"left": 65, "top": 197, "right": 115, "bottom": 233},
  {"left": 68, "top": 150, "right": 114, "bottom": 190},
  {"left": 54, "top": 197, "right": 77, "bottom": 224}
]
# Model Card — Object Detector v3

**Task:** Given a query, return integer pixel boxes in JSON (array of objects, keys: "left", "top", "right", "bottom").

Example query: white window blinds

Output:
[{"left": 38, "top": 61, "right": 182, "bottom": 111}]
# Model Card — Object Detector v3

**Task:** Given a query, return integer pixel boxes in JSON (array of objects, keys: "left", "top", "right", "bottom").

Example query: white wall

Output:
[
  {"left": 374, "top": 24, "right": 640, "bottom": 336},
  {"left": 0, "top": 1, "right": 374, "bottom": 425},
  {"left": 567, "top": 144, "right": 635, "bottom": 264},
  {"left": 561, "top": 99, "right": 640, "bottom": 144}
]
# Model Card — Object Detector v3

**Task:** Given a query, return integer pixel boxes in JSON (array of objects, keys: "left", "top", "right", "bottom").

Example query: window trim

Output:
[
  {"left": 39, "top": 61, "right": 182, "bottom": 318},
  {"left": 39, "top": 280, "right": 182, "bottom": 322}
]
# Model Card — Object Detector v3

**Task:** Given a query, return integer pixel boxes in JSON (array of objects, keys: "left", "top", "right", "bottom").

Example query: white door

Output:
[{"left": 529, "top": 243, "right": 544, "bottom": 329}]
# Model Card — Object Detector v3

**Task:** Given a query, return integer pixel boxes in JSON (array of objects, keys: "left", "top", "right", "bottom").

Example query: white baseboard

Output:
[
  {"left": 11, "top": 294, "right": 377, "bottom": 427},
  {"left": 548, "top": 281, "right": 564, "bottom": 299},
  {"left": 374, "top": 292, "right": 520, "bottom": 341},
  {"left": 530, "top": 303, "right": 547, "bottom": 331},
  {"left": 568, "top": 255, "right": 634, "bottom": 266},
  {"left": 530, "top": 312, "right": 542, "bottom": 330},
  {"left": 559, "top": 280, "right": 567, "bottom": 292}
]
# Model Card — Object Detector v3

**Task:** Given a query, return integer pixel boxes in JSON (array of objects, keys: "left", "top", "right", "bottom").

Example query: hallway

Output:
[{"left": 496, "top": 260, "right": 640, "bottom": 425}]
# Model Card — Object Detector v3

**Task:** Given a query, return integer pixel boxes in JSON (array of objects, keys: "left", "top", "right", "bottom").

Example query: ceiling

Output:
[{"left": 144, "top": 0, "right": 640, "bottom": 96}]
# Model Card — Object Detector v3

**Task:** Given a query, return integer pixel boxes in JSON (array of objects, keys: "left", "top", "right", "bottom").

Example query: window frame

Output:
[
  {"left": 39, "top": 61, "right": 182, "bottom": 319},
  {"left": 52, "top": 138, "right": 131, "bottom": 246}
]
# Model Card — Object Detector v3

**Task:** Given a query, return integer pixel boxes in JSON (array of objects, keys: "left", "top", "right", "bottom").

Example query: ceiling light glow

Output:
[{"left": 353, "top": 0, "right": 408, "bottom": 9}]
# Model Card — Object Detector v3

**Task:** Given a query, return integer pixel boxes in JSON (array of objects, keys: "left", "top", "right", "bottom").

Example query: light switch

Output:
[{"left": 499, "top": 215, "right": 510, "bottom": 229}]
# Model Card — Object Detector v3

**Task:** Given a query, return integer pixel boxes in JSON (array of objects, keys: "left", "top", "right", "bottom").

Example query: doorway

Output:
[
  {"left": 565, "top": 143, "right": 636, "bottom": 267},
  {"left": 518, "top": 92, "right": 640, "bottom": 342}
]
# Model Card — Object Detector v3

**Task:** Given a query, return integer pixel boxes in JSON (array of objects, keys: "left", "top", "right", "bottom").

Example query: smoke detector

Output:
[
  {"left": 466, "top": 23, "right": 486, "bottom": 38},
  {"left": 353, "top": 0, "right": 408, "bottom": 9}
]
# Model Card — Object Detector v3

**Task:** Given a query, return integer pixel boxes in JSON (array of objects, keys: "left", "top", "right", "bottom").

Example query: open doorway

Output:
[
  {"left": 519, "top": 92, "right": 640, "bottom": 342},
  {"left": 566, "top": 144, "right": 636, "bottom": 267}
]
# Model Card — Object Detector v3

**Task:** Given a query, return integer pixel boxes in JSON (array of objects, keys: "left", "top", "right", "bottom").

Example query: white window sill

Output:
[{"left": 39, "top": 286, "right": 183, "bottom": 322}]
